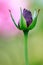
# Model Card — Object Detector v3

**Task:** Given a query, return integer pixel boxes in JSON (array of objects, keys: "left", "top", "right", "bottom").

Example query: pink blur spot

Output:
[{"left": 0, "top": 0, "right": 27, "bottom": 36}]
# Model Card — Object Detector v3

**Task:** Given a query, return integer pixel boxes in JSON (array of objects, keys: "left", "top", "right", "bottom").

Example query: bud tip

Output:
[
  {"left": 38, "top": 9, "right": 40, "bottom": 13},
  {"left": 8, "top": 9, "right": 11, "bottom": 13}
]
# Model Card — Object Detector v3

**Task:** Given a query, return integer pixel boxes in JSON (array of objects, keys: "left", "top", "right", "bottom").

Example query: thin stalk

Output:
[{"left": 24, "top": 31, "right": 28, "bottom": 65}]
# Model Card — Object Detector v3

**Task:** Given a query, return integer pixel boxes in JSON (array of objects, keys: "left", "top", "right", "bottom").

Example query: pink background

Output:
[{"left": 0, "top": 0, "right": 28, "bottom": 36}]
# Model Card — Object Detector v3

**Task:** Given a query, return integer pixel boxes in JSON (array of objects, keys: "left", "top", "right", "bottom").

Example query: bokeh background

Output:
[{"left": 0, "top": 0, "right": 43, "bottom": 65}]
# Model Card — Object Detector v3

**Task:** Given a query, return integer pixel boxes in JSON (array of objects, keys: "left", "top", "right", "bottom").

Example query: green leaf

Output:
[
  {"left": 27, "top": 10, "right": 38, "bottom": 30},
  {"left": 19, "top": 8, "right": 27, "bottom": 30}
]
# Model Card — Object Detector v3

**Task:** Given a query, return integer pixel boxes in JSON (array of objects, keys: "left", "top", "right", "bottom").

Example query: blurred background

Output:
[{"left": 0, "top": 0, "right": 43, "bottom": 65}]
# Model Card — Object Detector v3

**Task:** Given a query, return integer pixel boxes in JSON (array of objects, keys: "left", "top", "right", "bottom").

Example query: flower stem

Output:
[{"left": 23, "top": 31, "right": 29, "bottom": 65}]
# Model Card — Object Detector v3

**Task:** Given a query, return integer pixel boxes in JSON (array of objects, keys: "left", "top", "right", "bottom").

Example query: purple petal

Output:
[{"left": 23, "top": 8, "right": 33, "bottom": 27}]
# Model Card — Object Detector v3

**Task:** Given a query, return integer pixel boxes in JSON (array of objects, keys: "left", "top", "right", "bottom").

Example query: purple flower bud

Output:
[
  {"left": 23, "top": 9, "right": 33, "bottom": 27},
  {"left": 9, "top": 8, "right": 40, "bottom": 31}
]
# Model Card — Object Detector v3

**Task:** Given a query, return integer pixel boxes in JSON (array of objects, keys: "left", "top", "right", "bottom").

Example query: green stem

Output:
[{"left": 24, "top": 31, "right": 28, "bottom": 65}]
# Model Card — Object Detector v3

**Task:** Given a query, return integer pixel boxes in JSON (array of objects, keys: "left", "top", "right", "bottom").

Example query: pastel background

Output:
[
  {"left": 0, "top": 0, "right": 43, "bottom": 65},
  {"left": 0, "top": 0, "right": 28, "bottom": 36}
]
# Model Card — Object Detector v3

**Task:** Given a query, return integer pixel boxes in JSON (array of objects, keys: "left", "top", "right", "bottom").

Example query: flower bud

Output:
[
  {"left": 9, "top": 8, "right": 40, "bottom": 31},
  {"left": 18, "top": 8, "right": 33, "bottom": 30}
]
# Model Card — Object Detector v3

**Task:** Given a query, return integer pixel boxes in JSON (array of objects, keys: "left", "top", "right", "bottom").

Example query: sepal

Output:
[
  {"left": 27, "top": 9, "right": 40, "bottom": 30},
  {"left": 19, "top": 8, "right": 27, "bottom": 30},
  {"left": 9, "top": 9, "right": 18, "bottom": 28}
]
